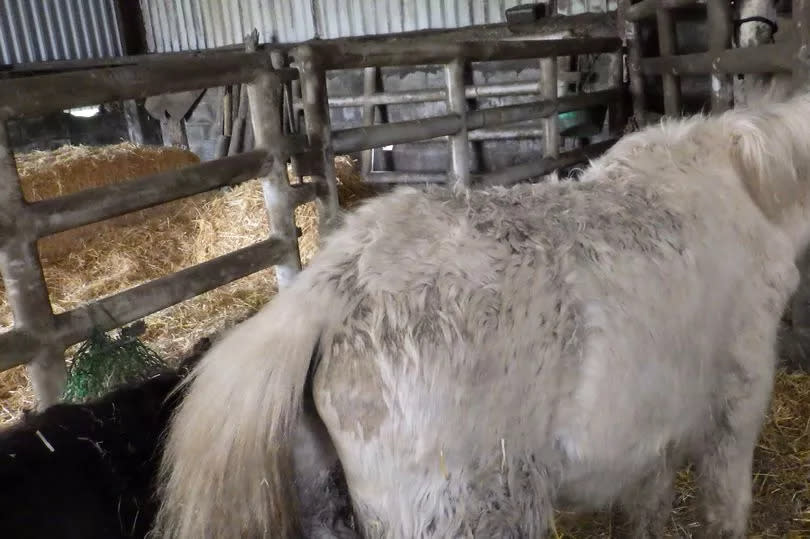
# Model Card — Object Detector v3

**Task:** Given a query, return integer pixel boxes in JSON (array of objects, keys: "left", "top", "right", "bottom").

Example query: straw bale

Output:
[{"left": 15, "top": 143, "right": 201, "bottom": 262}]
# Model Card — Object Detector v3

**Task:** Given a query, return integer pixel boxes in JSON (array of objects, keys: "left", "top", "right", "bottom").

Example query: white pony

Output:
[{"left": 153, "top": 88, "right": 810, "bottom": 538}]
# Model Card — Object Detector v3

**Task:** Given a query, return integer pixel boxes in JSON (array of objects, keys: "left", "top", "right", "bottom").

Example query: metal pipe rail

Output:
[
  {"left": 362, "top": 140, "right": 617, "bottom": 187},
  {"left": 332, "top": 89, "right": 619, "bottom": 153},
  {"left": 324, "top": 80, "right": 553, "bottom": 108},
  {"left": 642, "top": 41, "right": 796, "bottom": 75},
  {"left": 477, "top": 139, "right": 618, "bottom": 186}
]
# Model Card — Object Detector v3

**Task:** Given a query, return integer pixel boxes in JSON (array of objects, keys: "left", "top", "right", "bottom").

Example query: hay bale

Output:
[{"left": 16, "top": 142, "right": 201, "bottom": 262}]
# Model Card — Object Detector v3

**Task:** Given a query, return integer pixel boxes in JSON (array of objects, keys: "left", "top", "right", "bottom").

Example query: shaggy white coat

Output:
[{"left": 153, "top": 89, "right": 810, "bottom": 538}]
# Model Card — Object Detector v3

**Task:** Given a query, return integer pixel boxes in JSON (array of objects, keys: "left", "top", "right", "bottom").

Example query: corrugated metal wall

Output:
[
  {"left": 0, "top": 0, "right": 124, "bottom": 64},
  {"left": 142, "top": 0, "right": 617, "bottom": 53}
]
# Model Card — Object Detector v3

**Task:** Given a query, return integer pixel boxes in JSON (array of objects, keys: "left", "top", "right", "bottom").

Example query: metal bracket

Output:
[{"left": 505, "top": 3, "right": 548, "bottom": 25}]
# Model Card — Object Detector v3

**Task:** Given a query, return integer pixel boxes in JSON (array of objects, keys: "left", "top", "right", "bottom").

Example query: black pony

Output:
[{"left": 0, "top": 338, "right": 210, "bottom": 539}]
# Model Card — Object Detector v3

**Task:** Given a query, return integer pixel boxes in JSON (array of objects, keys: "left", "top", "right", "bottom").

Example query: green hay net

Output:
[{"left": 62, "top": 321, "right": 168, "bottom": 403}]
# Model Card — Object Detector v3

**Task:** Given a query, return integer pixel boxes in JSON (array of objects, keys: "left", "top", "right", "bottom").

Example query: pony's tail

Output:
[{"left": 152, "top": 278, "right": 332, "bottom": 539}]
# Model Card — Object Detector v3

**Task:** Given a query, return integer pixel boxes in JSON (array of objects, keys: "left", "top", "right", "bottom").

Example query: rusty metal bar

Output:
[
  {"left": 656, "top": 8, "right": 682, "bottom": 115},
  {"left": 52, "top": 238, "right": 289, "bottom": 352},
  {"left": 622, "top": 0, "right": 648, "bottom": 126},
  {"left": 332, "top": 89, "right": 619, "bottom": 153},
  {"left": 291, "top": 45, "right": 340, "bottom": 237},
  {"left": 0, "top": 53, "right": 298, "bottom": 121},
  {"left": 305, "top": 37, "right": 622, "bottom": 70},
  {"left": 706, "top": 0, "right": 734, "bottom": 112},
  {"left": 477, "top": 139, "right": 618, "bottom": 186},
  {"left": 445, "top": 57, "right": 471, "bottom": 188},
  {"left": 246, "top": 57, "right": 303, "bottom": 288},
  {"left": 626, "top": 0, "right": 701, "bottom": 21},
  {"left": 641, "top": 42, "right": 795, "bottom": 75},
  {"left": 0, "top": 124, "right": 65, "bottom": 409}
]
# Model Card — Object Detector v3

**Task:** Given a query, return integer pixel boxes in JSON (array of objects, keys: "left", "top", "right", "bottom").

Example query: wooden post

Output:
[
  {"left": 291, "top": 45, "right": 340, "bottom": 236},
  {"left": 229, "top": 84, "right": 250, "bottom": 156},
  {"left": 540, "top": 0, "right": 559, "bottom": 158},
  {"left": 656, "top": 8, "right": 682, "bottom": 116},
  {"left": 0, "top": 123, "right": 65, "bottom": 409},
  {"left": 621, "top": 0, "right": 647, "bottom": 127},
  {"left": 794, "top": 0, "right": 810, "bottom": 87},
  {"left": 789, "top": 0, "right": 810, "bottom": 355},
  {"left": 246, "top": 32, "right": 302, "bottom": 288},
  {"left": 361, "top": 67, "right": 378, "bottom": 174},
  {"left": 122, "top": 100, "right": 145, "bottom": 144},
  {"left": 706, "top": 0, "right": 734, "bottom": 112},
  {"left": 540, "top": 56, "right": 559, "bottom": 158},
  {"left": 445, "top": 57, "right": 471, "bottom": 188},
  {"left": 159, "top": 117, "right": 189, "bottom": 149}
]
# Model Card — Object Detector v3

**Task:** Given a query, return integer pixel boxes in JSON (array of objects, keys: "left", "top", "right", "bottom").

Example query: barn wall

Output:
[
  {"left": 0, "top": 0, "right": 124, "bottom": 64},
  {"left": 140, "top": 0, "right": 617, "bottom": 51},
  {"left": 0, "top": 0, "right": 158, "bottom": 156}
]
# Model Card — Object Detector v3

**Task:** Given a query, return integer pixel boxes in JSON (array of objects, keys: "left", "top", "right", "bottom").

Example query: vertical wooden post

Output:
[
  {"left": 540, "top": 57, "right": 559, "bottom": 158},
  {"left": 656, "top": 8, "right": 682, "bottom": 116},
  {"left": 541, "top": 0, "right": 559, "bottom": 158},
  {"left": 361, "top": 67, "right": 378, "bottom": 175},
  {"left": 159, "top": 118, "right": 189, "bottom": 149},
  {"left": 291, "top": 44, "right": 340, "bottom": 235},
  {"left": 789, "top": 0, "right": 810, "bottom": 339},
  {"left": 269, "top": 49, "right": 296, "bottom": 136},
  {"left": 0, "top": 123, "right": 65, "bottom": 409},
  {"left": 445, "top": 57, "right": 471, "bottom": 188},
  {"left": 228, "top": 84, "right": 249, "bottom": 157},
  {"left": 707, "top": 0, "right": 734, "bottom": 112},
  {"left": 621, "top": 0, "right": 647, "bottom": 127},
  {"left": 246, "top": 33, "right": 301, "bottom": 288},
  {"left": 122, "top": 100, "right": 145, "bottom": 144},
  {"left": 794, "top": 0, "right": 810, "bottom": 87}
]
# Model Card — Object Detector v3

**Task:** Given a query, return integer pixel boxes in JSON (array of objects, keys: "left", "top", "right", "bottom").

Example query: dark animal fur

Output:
[{"left": 0, "top": 338, "right": 210, "bottom": 539}]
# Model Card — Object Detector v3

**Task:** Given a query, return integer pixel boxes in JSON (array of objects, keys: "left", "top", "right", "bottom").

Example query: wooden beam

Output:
[
  {"left": 299, "top": 37, "right": 622, "bottom": 70},
  {"left": 0, "top": 53, "right": 297, "bottom": 120}
]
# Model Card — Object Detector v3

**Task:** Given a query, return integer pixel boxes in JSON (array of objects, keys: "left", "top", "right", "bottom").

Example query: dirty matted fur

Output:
[{"left": 153, "top": 90, "right": 810, "bottom": 538}]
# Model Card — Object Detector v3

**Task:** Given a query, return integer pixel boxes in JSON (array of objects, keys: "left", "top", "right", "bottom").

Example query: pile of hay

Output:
[
  {"left": 17, "top": 142, "right": 201, "bottom": 262},
  {"left": 0, "top": 143, "right": 375, "bottom": 424}
]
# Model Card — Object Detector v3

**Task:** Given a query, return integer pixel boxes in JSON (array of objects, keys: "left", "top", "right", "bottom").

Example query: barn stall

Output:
[{"left": 0, "top": 0, "right": 809, "bottom": 536}]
